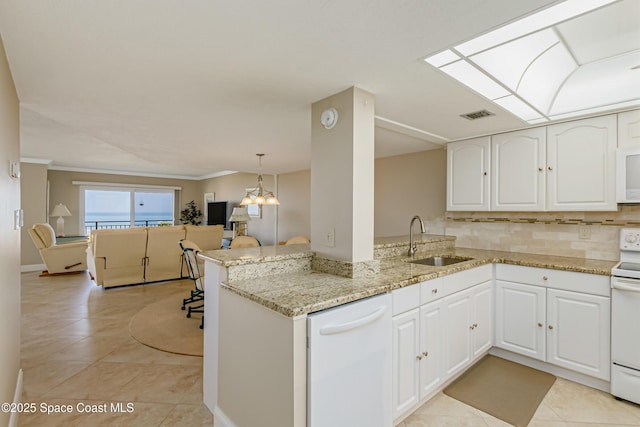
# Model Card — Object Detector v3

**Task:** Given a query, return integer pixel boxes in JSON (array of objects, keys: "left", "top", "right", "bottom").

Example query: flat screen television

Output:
[{"left": 207, "top": 201, "right": 228, "bottom": 228}]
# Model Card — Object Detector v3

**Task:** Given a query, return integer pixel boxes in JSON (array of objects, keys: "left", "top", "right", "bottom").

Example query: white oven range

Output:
[{"left": 611, "top": 228, "right": 640, "bottom": 405}]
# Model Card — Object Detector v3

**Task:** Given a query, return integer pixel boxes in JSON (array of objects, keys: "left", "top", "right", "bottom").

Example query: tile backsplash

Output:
[{"left": 445, "top": 205, "right": 640, "bottom": 261}]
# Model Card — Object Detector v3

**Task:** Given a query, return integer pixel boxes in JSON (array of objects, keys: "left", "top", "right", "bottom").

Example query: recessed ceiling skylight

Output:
[{"left": 422, "top": 0, "right": 640, "bottom": 124}]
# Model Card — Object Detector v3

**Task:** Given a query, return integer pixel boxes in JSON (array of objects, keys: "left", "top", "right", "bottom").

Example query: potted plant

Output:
[{"left": 180, "top": 200, "right": 203, "bottom": 225}]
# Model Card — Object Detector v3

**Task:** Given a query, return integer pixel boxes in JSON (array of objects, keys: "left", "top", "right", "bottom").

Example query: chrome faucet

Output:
[{"left": 408, "top": 215, "right": 426, "bottom": 257}]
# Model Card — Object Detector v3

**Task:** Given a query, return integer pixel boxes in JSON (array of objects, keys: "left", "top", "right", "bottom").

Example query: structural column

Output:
[{"left": 310, "top": 87, "right": 377, "bottom": 275}]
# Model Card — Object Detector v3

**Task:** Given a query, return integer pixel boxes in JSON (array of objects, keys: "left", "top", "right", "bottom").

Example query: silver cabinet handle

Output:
[
  {"left": 538, "top": 322, "right": 543, "bottom": 327},
  {"left": 548, "top": 325, "right": 554, "bottom": 330},
  {"left": 416, "top": 354, "right": 423, "bottom": 361},
  {"left": 432, "top": 288, "right": 438, "bottom": 294}
]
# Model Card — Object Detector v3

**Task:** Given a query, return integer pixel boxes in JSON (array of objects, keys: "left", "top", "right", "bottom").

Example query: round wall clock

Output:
[{"left": 321, "top": 108, "right": 338, "bottom": 129}]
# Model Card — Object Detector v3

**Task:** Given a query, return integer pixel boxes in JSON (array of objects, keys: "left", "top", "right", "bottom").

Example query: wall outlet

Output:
[
  {"left": 324, "top": 228, "right": 335, "bottom": 247},
  {"left": 578, "top": 226, "right": 591, "bottom": 240}
]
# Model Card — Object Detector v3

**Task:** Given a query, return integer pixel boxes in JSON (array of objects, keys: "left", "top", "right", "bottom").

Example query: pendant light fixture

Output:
[{"left": 240, "top": 154, "right": 280, "bottom": 206}]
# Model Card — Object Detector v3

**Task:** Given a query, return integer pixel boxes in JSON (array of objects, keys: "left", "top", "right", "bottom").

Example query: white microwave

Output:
[{"left": 617, "top": 147, "right": 640, "bottom": 203}]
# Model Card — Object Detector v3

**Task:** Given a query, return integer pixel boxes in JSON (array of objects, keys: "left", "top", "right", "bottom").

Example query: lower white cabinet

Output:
[
  {"left": 494, "top": 264, "right": 611, "bottom": 381},
  {"left": 495, "top": 280, "right": 546, "bottom": 361},
  {"left": 419, "top": 301, "right": 445, "bottom": 398},
  {"left": 443, "top": 281, "right": 493, "bottom": 379},
  {"left": 392, "top": 300, "right": 444, "bottom": 420},
  {"left": 546, "top": 288, "right": 610, "bottom": 380},
  {"left": 391, "top": 269, "right": 491, "bottom": 421},
  {"left": 392, "top": 308, "right": 420, "bottom": 417}
]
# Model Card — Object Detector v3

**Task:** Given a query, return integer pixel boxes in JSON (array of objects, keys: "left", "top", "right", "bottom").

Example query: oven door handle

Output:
[{"left": 612, "top": 278, "right": 640, "bottom": 292}]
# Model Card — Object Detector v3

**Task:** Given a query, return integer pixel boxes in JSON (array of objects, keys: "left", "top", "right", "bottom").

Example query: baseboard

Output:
[
  {"left": 21, "top": 264, "right": 45, "bottom": 273},
  {"left": 213, "top": 407, "right": 237, "bottom": 427},
  {"left": 8, "top": 369, "right": 23, "bottom": 427}
]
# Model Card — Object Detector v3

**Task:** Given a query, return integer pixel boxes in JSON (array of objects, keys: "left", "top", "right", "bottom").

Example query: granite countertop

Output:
[
  {"left": 209, "top": 243, "right": 617, "bottom": 318},
  {"left": 199, "top": 243, "right": 313, "bottom": 267}
]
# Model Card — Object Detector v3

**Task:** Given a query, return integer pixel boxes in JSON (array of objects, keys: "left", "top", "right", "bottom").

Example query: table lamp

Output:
[
  {"left": 229, "top": 207, "right": 251, "bottom": 238},
  {"left": 50, "top": 203, "right": 72, "bottom": 237}
]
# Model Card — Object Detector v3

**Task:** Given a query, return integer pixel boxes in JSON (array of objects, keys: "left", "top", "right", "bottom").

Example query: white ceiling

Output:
[{"left": 0, "top": 0, "right": 638, "bottom": 179}]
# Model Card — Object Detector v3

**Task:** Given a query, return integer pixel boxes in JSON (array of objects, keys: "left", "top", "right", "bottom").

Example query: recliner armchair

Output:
[{"left": 28, "top": 223, "right": 88, "bottom": 274}]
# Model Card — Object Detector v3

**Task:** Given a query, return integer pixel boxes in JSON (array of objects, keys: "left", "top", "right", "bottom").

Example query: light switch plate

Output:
[
  {"left": 14, "top": 209, "right": 23, "bottom": 230},
  {"left": 9, "top": 161, "right": 20, "bottom": 179},
  {"left": 324, "top": 228, "right": 335, "bottom": 247}
]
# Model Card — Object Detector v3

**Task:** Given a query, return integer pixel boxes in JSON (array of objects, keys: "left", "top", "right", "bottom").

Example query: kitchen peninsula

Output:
[{"left": 199, "top": 235, "right": 615, "bottom": 427}]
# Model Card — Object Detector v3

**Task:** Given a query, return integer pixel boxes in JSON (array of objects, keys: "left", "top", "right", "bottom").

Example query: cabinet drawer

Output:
[
  {"left": 392, "top": 284, "right": 420, "bottom": 315},
  {"left": 420, "top": 278, "right": 443, "bottom": 305},
  {"left": 442, "top": 264, "right": 493, "bottom": 296},
  {"left": 495, "top": 264, "right": 609, "bottom": 296}
]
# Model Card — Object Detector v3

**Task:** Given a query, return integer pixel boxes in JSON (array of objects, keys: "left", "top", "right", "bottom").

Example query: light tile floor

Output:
[
  {"left": 19, "top": 271, "right": 212, "bottom": 427},
  {"left": 19, "top": 271, "right": 640, "bottom": 426}
]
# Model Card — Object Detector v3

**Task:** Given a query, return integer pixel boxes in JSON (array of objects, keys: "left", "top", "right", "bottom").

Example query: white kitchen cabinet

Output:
[
  {"left": 617, "top": 109, "right": 640, "bottom": 147},
  {"left": 494, "top": 264, "right": 611, "bottom": 381},
  {"left": 391, "top": 299, "right": 445, "bottom": 421},
  {"left": 391, "top": 270, "right": 490, "bottom": 422},
  {"left": 547, "top": 289, "right": 611, "bottom": 381},
  {"left": 392, "top": 308, "right": 420, "bottom": 418},
  {"left": 446, "top": 136, "right": 490, "bottom": 211},
  {"left": 448, "top": 114, "right": 620, "bottom": 212},
  {"left": 491, "top": 127, "right": 546, "bottom": 211},
  {"left": 418, "top": 301, "right": 444, "bottom": 399},
  {"left": 443, "top": 281, "right": 493, "bottom": 379},
  {"left": 472, "top": 282, "right": 494, "bottom": 358},
  {"left": 546, "top": 115, "right": 617, "bottom": 211},
  {"left": 442, "top": 288, "right": 473, "bottom": 378},
  {"left": 495, "top": 280, "right": 546, "bottom": 361}
]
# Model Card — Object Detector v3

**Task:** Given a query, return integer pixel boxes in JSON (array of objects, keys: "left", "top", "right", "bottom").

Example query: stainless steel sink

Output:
[{"left": 409, "top": 255, "right": 473, "bottom": 267}]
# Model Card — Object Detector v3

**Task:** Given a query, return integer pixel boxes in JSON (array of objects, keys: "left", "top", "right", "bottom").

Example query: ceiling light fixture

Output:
[
  {"left": 240, "top": 154, "right": 280, "bottom": 206},
  {"left": 423, "top": 0, "right": 637, "bottom": 124}
]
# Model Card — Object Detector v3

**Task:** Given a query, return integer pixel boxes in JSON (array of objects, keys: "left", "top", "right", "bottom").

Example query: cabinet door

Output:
[
  {"left": 443, "top": 288, "right": 473, "bottom": 379},
  {"left": 495, "top": 280, "right": 546, "bottom": 361},
  {"left": 447, "top": 137, "right": 491, "bottom": 211},
  {"left": 547, "top": 289, "right": 611, "bottom": 381},
  {"left": 392, "top": 309, "right": 420, "bottom": 419},
  {"left": 547, "top": 115, "right": 617, "bottom": 211},
  {"left": 472, "top": 281, "right": 493, "bottom": 359},
  {"left": 418, "top": 300, "right": 443, "bottom": 400},
  {"left": 618, "top": 109, "right": 640, "bottom": 147},
  {"left": 491, "top": 128, "right": 546, "bottom": 211}
]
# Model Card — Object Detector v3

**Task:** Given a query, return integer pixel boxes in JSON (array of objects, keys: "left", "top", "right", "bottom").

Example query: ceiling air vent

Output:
[{"left": 460, "top": 110, "right": 495, "bottom": 120}]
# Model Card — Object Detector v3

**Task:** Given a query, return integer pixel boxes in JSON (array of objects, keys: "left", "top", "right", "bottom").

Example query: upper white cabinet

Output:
[
  {"left": 546, "top": 115, "right": 617, "bottom": 211},
  {"left": 491, "top": 127, "right": 546, "bottom": 211},
  {"left": 447, "top": 113, "right": 620, "bottom": 212},
  {"left": 618, "top": 109, "right": 640, "bottom": 147},
  {"left": 446, "top": 137, "right": 490, "bottom": 211}
]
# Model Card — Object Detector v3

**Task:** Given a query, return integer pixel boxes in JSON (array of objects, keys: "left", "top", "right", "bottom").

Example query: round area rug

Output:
[{"left": 129, "top": 296, "right": 203, "bottom": 356}]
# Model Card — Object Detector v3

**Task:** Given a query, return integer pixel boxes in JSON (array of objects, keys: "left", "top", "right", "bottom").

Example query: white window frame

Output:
[{"left": 75, "top": 181, "right": 180, "bottom": 235}]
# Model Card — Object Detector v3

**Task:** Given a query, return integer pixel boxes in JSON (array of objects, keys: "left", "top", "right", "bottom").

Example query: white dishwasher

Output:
[{"left": 307, "top": 293, "right": 392, "bottom": 427}]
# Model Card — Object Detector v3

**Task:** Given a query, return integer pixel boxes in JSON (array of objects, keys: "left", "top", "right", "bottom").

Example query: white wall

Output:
[{"left": 0, "top": 32, "right": 22, "bottom": 427}]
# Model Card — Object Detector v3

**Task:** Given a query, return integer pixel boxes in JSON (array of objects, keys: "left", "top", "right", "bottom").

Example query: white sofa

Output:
[{"left": 87, "top": 224, "right": 223, "bottom": 288}]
